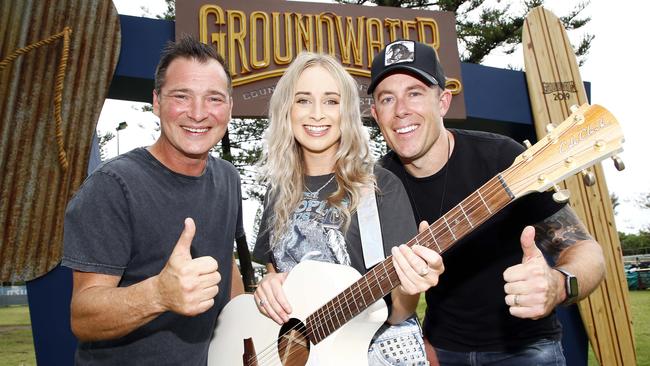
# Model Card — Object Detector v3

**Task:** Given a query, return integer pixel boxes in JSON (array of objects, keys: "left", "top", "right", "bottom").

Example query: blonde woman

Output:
[{"left": 252, "top": 52, "right": 444, "bottom": 365}]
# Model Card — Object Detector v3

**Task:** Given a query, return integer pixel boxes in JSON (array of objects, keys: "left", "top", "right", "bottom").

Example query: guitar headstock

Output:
[{"left": 503, "top": 104, "right": 624, "bottom": 199}]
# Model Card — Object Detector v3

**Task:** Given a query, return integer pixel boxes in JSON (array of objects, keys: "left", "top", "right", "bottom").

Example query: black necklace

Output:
[{"left": 401, "top": 131, "right": 451, "bottom": 223}]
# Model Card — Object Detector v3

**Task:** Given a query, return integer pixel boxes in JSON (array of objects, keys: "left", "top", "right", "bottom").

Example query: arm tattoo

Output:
[{"left": 533, "top": 206, "right": 593, "bottom": 259}]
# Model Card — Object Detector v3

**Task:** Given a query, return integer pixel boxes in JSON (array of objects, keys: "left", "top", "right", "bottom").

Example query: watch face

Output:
[
  {"left": 567, "top": 275, "right": 579, "bottom": 299},
  {"left": 556, "top": 267, "right": 578, "bottom": 304}
]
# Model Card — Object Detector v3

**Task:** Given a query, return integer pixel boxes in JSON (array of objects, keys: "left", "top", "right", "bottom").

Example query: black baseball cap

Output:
[{"left": 367, "top": 40, "right": 446, "bottom": 94}]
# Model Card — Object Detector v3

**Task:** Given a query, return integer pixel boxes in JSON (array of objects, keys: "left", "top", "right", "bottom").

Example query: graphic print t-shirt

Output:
[
  {"left": 271, "top": 179, "right": 351, "bottom": 272},
  {"left": 253, "top": 167, "right": 417, "bottom": 276}
]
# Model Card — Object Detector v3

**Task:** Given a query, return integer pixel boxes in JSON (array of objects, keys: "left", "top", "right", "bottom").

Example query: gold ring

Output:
[
  {"left": 514, "top": 295, "right": 519, "bottom": 306},
  {"left": 419, "top": 266, "right": 430, "bottom": 277}
]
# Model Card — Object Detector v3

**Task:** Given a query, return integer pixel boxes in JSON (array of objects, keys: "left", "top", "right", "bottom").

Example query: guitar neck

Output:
[{"left": 306, "top": 174, "right": 515, "bottom": 344}]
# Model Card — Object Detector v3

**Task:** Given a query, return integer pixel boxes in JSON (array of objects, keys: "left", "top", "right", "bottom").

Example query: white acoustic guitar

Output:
[{"left": 208, "top": 104, "right": 624, "bottom": 366}]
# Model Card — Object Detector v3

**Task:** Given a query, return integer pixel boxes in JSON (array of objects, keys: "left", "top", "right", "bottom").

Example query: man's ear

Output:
[
  {"left": 370, "top": 103, "right": 378, "bottom": 121},
  {"left": 438, "top": 89, "right": 453, "bottom": 118},
  {"left": 228, "top": 96, "right": 234, "bottom": 121},
  {"left": 152, "top": 90, "right": 161, "bottom": 117}
]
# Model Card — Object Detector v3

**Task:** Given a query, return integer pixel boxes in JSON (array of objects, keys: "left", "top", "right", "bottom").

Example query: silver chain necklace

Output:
[{"left": 304, "top": 174, "right": 335, "bottom": 198}]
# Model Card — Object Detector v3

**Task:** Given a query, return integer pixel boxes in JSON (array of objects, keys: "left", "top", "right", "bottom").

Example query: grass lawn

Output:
[
  {"left": 0, "top": 305, "right": 31, "bottom": 326},
  {"left": 630, "top": 290, "right": 650, "bottom": 366},
  {"left": 1, "top": 291, "right": 648, "bottom": 365},
  {"left": 0, "top": 305, "right": 36, "bottom": 366}
]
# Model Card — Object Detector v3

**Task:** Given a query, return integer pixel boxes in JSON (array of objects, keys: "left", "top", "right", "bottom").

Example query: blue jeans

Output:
[{"left": 435, "top": 339, "right": 566, "bottom": 366}]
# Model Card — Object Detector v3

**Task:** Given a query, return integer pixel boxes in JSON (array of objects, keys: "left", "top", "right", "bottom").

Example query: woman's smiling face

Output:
[{"left": 290, "top": 65, "right": 342, "bottom": 160}]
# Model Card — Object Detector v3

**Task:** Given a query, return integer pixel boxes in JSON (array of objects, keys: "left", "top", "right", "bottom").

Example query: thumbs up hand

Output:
[
  {"left": 502, "top": 226, "right": 562, "bottom": 320},
  {"left": 156, "top": 218, "right": 221, "bottom": 316}
]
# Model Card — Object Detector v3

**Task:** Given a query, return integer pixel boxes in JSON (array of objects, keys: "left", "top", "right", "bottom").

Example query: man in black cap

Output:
[{"left": 369, "top": 39, "right": 605, "bottom": 365}]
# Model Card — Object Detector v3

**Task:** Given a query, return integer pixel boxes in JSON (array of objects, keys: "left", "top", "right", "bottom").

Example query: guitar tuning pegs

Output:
[
  {"left": 545, "top": 123, "right": 555, "bottom": 133},
  {"left": 523, "top": 139, "right": 532, "bottom": 148},
  {"left": 581, "top": 169, "right": 596, "bottom": 186},
  {"left": 573, "top": 112, "right": 585, "bottom": 124},
  {"left": 570, "top": 105, "right": 579, "bottom": 113},
  {"left": 552, "top": 184, "right": 570, "bottom": 203},
  {"left": 612, "top": 155, "right": 625, "bottom": 171}
]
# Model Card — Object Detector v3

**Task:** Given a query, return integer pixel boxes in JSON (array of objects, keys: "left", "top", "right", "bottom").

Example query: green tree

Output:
[
  {"left": 98, "top": 131, "right": 115, "bottom": 161},
  {"left": 336, "top": 0, "right": 593, "bottom": 65},
  {"left": 211, "top": 118, "right": 267, "bottom": 200},
  {"left": 611, "top": 193, "right": 620, "bottom": 215},
  {"left": 140, "top": 0, "right": 175, "bottom": 20},
  {"left": 156, "top": 0, "right": 175, "bottom": 20},
  {"left": 617, "top": 193, "right": 650, "bottom": 254},
  {"left": 636, "top": 192, "right": 650, "bottom": 232},
  {"left": 620, "top": 230, "right": 650, "bottom": 256},
  {"left": 249, "top": 205, "right": 264, "bottom": 251},
  {"left": 636, "top": 192, "right": 650, "bottom": 210}
]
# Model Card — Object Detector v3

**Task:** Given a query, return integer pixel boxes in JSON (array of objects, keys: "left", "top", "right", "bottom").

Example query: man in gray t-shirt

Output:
[{"left": 62, "top": 36, "right": 244, "bottom": 365}]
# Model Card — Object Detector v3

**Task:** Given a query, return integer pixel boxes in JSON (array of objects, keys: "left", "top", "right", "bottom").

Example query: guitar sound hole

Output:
[{"left": 277, "top": 319, "right": 310, "bottom": 366}]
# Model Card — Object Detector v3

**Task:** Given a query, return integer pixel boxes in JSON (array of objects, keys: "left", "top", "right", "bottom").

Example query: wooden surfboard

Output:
[{"left": 523, "top": 7, "right": 635, "bottom": 366}]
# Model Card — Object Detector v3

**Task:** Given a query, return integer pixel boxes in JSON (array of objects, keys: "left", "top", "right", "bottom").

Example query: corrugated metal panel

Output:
[{"left": 0, "top": 0, "right": 121, "bottom": 281}]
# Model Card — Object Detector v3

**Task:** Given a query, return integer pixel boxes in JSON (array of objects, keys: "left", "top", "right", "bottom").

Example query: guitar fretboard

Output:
[{"left": 305, "top": 174, "right": 515, "bottom": 344}]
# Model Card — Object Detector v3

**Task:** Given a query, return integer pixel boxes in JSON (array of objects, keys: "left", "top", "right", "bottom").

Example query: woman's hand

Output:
[{"left": 254, "top": 271, "right": 292, "bottom": 324}]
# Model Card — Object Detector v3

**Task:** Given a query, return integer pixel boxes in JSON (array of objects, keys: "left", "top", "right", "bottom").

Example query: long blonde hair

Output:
[{"left": 259, "top": 52, "right": 375, "bottom": 246}]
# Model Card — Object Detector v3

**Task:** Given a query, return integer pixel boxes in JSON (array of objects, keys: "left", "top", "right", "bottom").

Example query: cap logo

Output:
[{"left": 384, "top": 40, "right": 415, "bottom": 66}]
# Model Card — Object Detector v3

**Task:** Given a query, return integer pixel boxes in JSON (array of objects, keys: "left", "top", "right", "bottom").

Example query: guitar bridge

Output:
[{"left": 243, "top": 337, "right": 258, "bottom": 366}]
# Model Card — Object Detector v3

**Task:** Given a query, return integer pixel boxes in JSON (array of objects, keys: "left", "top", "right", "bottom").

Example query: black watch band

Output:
[{"left": 555, "top": 267, "right": 579, "bottom": 305}]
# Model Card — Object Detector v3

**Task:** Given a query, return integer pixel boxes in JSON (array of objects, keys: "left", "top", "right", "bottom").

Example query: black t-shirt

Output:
[
  {"left": 381, "top": 129, "right": 565, "bottom": 352},
  {"left": 62, "top": 148, "right": 244, "bottom": 365}
]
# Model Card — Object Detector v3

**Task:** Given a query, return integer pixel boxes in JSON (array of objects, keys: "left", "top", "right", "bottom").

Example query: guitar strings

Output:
[
  {"left": 248, "top": 118, "right": 593, "bottom": 365},
  {"left": 248, "top": 170, "right": 509, "bottom": 365},
  {"left": 250, "top": 155, "right": 552, "bottom": 366},
  {"left": 250, "top": 155, "right": 542, "bottom": 366},
  {"left": 251, "top": 178, "right": 522, "bottom": 365},
  {"left": 250, "top": 173, "right": 516, "bottom": 366}
]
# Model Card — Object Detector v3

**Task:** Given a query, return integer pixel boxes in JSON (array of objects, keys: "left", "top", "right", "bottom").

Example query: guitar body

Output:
[{"left": 208, "top": 260, "right": 388, "bottom": 365}]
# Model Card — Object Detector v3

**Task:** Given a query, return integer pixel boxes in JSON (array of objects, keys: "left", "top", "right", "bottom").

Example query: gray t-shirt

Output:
[{"left": 62, "top": 147, "right": 244, "bottom": 366}]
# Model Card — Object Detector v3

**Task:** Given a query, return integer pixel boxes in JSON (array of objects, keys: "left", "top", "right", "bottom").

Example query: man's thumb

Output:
[
  {"left": 172, "top": 217, "right": 195, "bottom": 259},
  {"left": 520, "top": 225, "right": 541, "bottom": 262}
]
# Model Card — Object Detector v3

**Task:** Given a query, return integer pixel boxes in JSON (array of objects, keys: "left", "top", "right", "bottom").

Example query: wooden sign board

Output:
[{"left": 175, "top": 0, "right": 466, "bottom": 120}]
